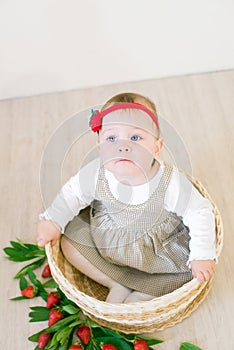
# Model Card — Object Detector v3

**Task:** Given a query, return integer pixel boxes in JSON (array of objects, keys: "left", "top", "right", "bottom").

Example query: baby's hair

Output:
[
  {"left": 102, "top": 92, "right": 156, "bottom": 112},
  {"left": 101, "top": 92, "right": 160, "bottom": 136}
]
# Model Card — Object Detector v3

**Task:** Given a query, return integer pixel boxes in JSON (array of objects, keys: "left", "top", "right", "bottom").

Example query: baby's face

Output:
[{"left": 98, "top": 110, "right": 163, "bottom": 185}]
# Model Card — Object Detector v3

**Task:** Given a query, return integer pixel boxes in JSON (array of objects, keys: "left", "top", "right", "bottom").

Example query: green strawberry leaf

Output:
[
  {"left": 55, "top": 326, "right": 73, "bottom": 344},
  {"left": 28, "top": 267, "right": 42, "bottom": 284},
  {"left": 17, "top": 240, "right": 45, "bottom": 254},
  {"left": 58, "top": 336, "right": 72, "bottom": 350},
  {"left": 37, "top": 290, "right": 49, "bottom": 302},
  {"left": 3, "top": 240, "right": 46, "bottom": 263},
  {"left": 88, "top": 319, "right": 103, "bottom": 328},
  {"left": 44, "top": 336, "right": 58, "bottom": 350},
  {"left": 62, "top": 304, "right": 81, "bottom": 315},
  {"left": 46, "top": 314, "right": 79, "bottom": 333},
  {"left": 29, "top": 313, "right": 50, "bottom": 322},
  {"left": 43, "top": 279, "right": 59, "bottom": 288},
  {"left": 10, "top": 296, "right": 28, "bottom": 301},
  {"left": 30, "top": 306, "right": 49, "bottom": 311},
  {"left": 10, "top": 240, "right": 29, "bottom": 251},
  {"left": 121, "top": 333, "right": 136, "bottom": 340},
  {"left": 14, "top": 257, "right": 46, "bottom": 278},
  {"left": 46, "top": 344, "right": 57, "bottom": 350},
  {"left": 58, "top": 342, "right": 69, "bottom": 350},
  {"left": 67, "top": 320, "right": 83, "bottom": 328},
  {"left": 86, "top": 343, "right": 94, "bottom": 350},
  {"left": 57, "top": 288, "right": 77, "bottom": 308},
  {"left": 29, "top": 307, "right": 50, "bottom": 322},
  {"left": 180, "top": 342, "right": 202, "bottom": 350},
  {"left": 27, "top": 268, "right": 49, "bottom": 301},
  {"left": 27, "top": 285, "right": 47, "bottom": 302},
  {"left": 92, "top": 327, "right": 110, "bottom": 338},
  {"left": 24, "top": 242, "right": 44, "bottom": 251},
  {"left": 95, "top": 326, "right": 123, "bottom": 339},
  {"left": 19, "top": 275, "right": 28, "bottom": 290},
  {"left": 3, "top": 247, "right": 35, "bottom": 261},
  {"left": 25, "top": 250, "right": 46, "bottom": 258}
]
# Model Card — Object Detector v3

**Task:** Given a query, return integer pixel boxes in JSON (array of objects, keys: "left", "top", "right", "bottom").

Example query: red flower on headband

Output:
[{"left": 89, "top": 109, "right": 102, "bottom": 133}]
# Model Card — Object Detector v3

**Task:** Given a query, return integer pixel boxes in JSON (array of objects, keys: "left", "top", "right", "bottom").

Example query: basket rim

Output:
[{"left": 46, "top": 240, "right": 204, "bottom": 310}]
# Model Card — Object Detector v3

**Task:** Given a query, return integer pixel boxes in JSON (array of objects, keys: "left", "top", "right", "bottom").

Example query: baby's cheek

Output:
[{"left": 99, "top": 143, "right": 115, "bottom": 159}]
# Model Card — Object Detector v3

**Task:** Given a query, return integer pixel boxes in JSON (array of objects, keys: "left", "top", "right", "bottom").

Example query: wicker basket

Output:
[{"left": 45, "top": 177, "right": 223, "bottom": 334}]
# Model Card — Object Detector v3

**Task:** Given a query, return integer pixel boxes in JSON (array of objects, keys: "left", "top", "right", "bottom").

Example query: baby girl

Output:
[{"left": 37, "top": 92, "right": 216, "bottom": 303}]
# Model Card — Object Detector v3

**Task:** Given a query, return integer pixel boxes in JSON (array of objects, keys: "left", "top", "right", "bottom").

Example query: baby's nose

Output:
[{"left": 117, "top": 141, "right": 131, "bottom": 153}]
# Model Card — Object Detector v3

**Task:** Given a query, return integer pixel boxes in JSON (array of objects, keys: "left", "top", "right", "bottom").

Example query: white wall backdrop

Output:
[{"left": 0, "top": 0, "right": 233, "bottom": 100}]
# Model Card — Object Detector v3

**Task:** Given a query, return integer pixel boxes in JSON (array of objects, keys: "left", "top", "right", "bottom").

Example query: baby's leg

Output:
[
  {"left": 124, "top": 291, "right": 155, "bottom": 303},
  {"left": 61, "top": 236, "right": 132, "bottom": 303}
]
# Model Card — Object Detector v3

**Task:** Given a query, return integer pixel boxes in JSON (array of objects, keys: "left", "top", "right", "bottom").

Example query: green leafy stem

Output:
[
  {"left": 3, "top": 239, "right": 46, "bottom": 278},
  {"left": 4, "top": 240, "right": 202, "bottom": 350}
]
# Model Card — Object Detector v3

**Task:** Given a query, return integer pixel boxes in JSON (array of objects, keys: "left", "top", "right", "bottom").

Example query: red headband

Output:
[{"left": 89, "top": 102, "right": 159, "bottom": 133}]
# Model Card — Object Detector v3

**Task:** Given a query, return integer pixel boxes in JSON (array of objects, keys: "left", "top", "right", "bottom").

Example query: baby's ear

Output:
[{"left": 155, "top": 138, "right": 163, "bottom": 157}]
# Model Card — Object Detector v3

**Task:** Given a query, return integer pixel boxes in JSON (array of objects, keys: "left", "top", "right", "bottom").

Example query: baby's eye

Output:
[
  {"left": 107, "top": 136, "right": 117, "bottom": 142},
  {"left": 131, "top": 135, "right": 141, "bottom": 141}
]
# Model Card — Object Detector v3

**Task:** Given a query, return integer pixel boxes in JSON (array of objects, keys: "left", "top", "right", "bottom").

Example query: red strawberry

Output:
[
  {"left": 42, "top": 264, "right": 52, "bottom": 277},
  {"left": 76, "top": 325, "right": 91, "bottom": 345},
  {"left": 134, "top": 339, "right": 149, "bottom": 350},
  {"left": 21, "top": 285, "right": 38, "bottom": 298},
  {"left": 101, "top": 344, "right": 118, "bottom": 350},
  {"left": 38, "top": 332, "right": 51, "bottom": 349},
  {"left": 48, "top": 308, "right": 63, "bottom": 326},
  {"left": 68, "top": 345, "right": 83, "bottom": 350},
  {"left": 46, "top": 292, "right": 61, "bottom": 308}
]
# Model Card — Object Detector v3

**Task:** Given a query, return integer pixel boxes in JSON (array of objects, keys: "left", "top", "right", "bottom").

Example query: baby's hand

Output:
[
  {"left": 190, "top": 259, "right": 216, "bottom": 282},
  {"left": 36, "top": 220, "right": 61, "bottom": 247}
]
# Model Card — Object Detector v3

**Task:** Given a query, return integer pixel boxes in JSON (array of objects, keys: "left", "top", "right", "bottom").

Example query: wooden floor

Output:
[{"left": 0, "top": 69, "right": 233, "bottom": 349}]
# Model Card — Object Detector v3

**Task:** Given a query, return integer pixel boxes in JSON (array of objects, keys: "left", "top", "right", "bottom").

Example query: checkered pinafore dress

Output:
[{"left": 64, "top": 163, "right": 193, "bottom": 297}]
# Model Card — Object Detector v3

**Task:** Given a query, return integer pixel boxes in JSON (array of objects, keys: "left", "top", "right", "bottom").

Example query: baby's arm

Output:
[
  {"left": 37, "top": 158, "right": 100, "bottom": 247},
  {"left": 36, "top": 188, "right": 83, "bottom": 247},
  {"left": 165, "top": 166, "right": 217, "bottom": 282},
  {"left": 183, "top": 184, "right": 217, "bottom": 282}
]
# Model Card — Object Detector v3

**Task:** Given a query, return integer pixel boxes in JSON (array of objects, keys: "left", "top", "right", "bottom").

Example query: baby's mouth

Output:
[{"left": 116, "top": 158, "right": 133, "bottom": 163}]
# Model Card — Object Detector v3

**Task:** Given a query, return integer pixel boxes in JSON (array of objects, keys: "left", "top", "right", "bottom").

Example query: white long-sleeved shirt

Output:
[{"left": 40, "top": 158, "right": 216, "bottom": 263}]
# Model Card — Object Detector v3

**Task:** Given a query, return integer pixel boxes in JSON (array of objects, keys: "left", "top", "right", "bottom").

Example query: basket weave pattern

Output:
[{"left": 46, "top": 178, "right": 223, "bottom": 333}]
